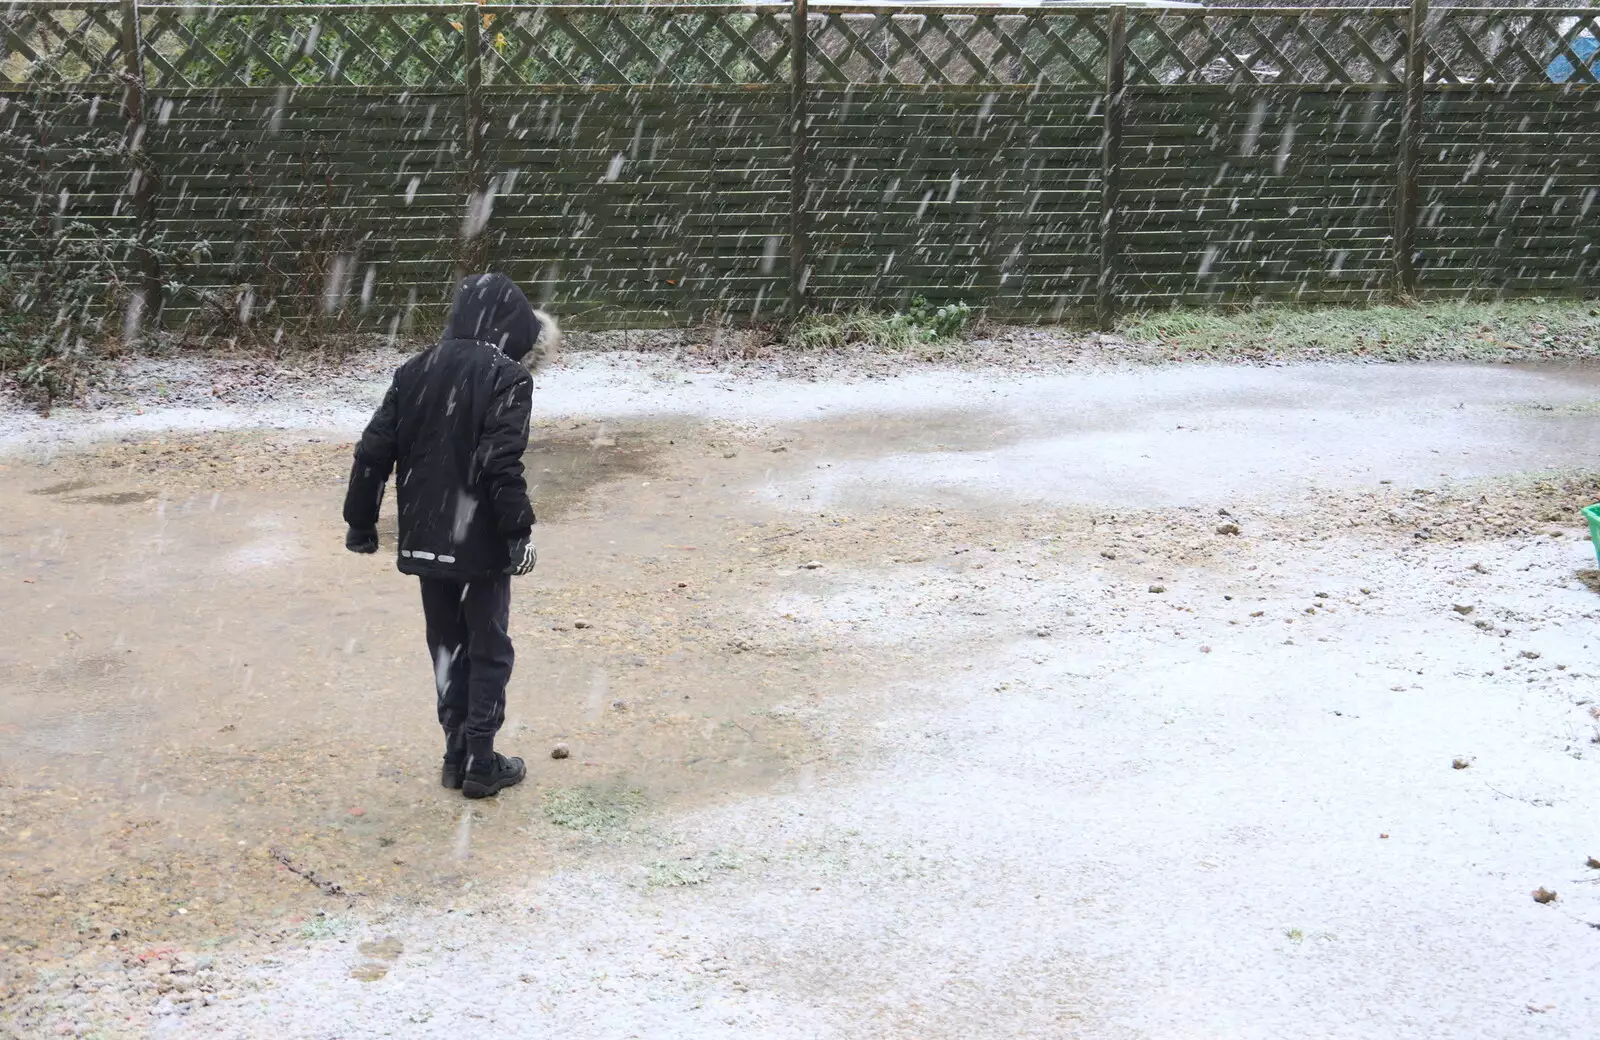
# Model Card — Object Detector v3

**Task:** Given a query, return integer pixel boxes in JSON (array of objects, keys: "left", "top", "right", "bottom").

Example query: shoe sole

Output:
[{"left": 462, "top": 769, "right": 525, "bottom": 799}]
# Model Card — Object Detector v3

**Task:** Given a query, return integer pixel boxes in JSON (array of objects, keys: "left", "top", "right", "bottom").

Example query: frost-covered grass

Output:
[
  {"left": 542, "top": 784, "right": 647, "bottom": 835},
  {"left": 298, "top": 915, "right": 350, "bottom": 941},
  {"left": 642, "top": 851, "right": 742, "bottom": 889},
  {"left": 788, "top": 297, "right": 1600, "bottom": 366},
  {"left": 1118, "top": 299, "right": 1600, "bottom": 363},
  {"left": 793, "top": 297, "right": 974, "bottom": 351}
]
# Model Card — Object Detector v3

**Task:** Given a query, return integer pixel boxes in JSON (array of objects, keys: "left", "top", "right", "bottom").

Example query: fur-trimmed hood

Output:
[{"left": 443, "top": 272, "right": 562, "bottom": 372}]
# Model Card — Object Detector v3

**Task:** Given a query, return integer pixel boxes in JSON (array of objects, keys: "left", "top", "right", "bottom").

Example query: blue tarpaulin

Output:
[{"left": 1548, "top": 32, "right": 1599, "bottom": 83}]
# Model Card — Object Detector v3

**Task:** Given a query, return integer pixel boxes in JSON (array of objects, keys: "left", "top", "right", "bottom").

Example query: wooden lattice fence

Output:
[{"left": 2, "top": 2, "right": 1597, "bottom": 332}]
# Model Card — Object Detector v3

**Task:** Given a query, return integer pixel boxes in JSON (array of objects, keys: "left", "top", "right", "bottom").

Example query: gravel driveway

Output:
[{"left": 3, "top": 351, "right": 1598, "bottom": 1039}]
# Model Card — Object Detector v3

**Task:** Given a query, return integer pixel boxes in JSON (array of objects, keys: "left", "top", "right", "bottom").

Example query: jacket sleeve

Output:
[
  {"left": 342, "top": 380, "right": 399, "bottom": 530},
  {"left": 478, "top": 368, "right": 535, "bottom": 538}
]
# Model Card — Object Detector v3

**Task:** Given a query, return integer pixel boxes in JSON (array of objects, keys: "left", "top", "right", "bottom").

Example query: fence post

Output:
[
  {"left": 461, "top": 2, "right": 487, "bottom": 274},
  {"left": 120, "top": 0, "right": 160, "bottom": 328},
  {"left": 789, "top": 0, "right": 810, "bottom": 318},
  {"left": 1097, "top": 6, "right": 1127, "bottom": 331},
  {"left": 1395, "top": 0, "right": 1427, "bottom": 299}
]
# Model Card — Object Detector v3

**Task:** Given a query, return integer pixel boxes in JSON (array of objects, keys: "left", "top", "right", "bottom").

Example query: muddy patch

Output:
[
  {"left": 23, "top": 430, "right": 355, "bottom": 493},
  {"left": 357, "top": 937, "right": 403, "bottom": 961},
  {"left": 30, "top": 478, "right": 98, "bottom": 496},
  {"left": 0, "top": 444, "right": 839, "bottom": 996},
  {"left": 348, "top": 937, "right": 404, "bottom": 981},
  {"left": 80, "top": 490, "right": 158, "bottom": 506},
  {"left": 17, "top": 425, "right": 667, "bottom": 519},
  {"left": 525, "top": 429, "right": 662, "bottom": 520},
  {"left": 26, "top": 480, "right": 158, "bottom": 506}
]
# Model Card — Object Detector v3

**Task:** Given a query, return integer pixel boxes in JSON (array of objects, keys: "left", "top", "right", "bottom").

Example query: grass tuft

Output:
[
  {"left": 793, "top": 296, "right": 974, "bottom": 351},
  {"left": 643, "top": 851, "right": 742, "bottom": 889},
  {"left": 1117, "top": 299, "right": 1600, "bottom": 363},
  {"left": 542, "top": 784, "right": 647, "bottom": 834}
]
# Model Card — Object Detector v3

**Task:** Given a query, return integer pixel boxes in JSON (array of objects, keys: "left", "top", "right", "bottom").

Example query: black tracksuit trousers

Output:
[{"left": 420, "top": 575, "right": 513, "bottom": 767}]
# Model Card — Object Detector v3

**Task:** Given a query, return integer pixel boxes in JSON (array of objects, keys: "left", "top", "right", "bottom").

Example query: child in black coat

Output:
[{"left": 343, "top": 273, "right": 561, "bottom": 798}]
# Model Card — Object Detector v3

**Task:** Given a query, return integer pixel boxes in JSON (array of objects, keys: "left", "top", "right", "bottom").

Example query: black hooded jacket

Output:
[{"left": 343, "top": 273, "right": 537, "bottom": 579}]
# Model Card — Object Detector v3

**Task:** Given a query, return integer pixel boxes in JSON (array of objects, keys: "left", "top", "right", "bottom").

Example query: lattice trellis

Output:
[
  {"left": 809, "top": 11, "right": 1105, "bottom": 86},
  {"left": 1, "top": 1, "right": 124, "bottom": 86},
  {"left": 8, "top": 5, "right": 1600, "bottom": 93},
  {"left": 1425, "top": 8, "right": 1600, "bottom": 85},
  {"left": 481, "top": 7, "right": 789, "bottom": 86},
  {"left": 138, "top": 5, "right": 463, "bottom": 89},
  {"left": 1126, "top": 10, "right": 1408, "bottom": 85}
]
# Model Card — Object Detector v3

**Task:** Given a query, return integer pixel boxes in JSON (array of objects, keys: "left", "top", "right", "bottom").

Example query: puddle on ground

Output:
[
  {"left": 19, "top": 426, "right": 667, "bottom": 520},
  {"left": 80, "top": 490, "right": 158, "bottom": 505},
  {"left": 524, "top": 430, "right": 662, "bottom": 519},
  {"left": 30, "top": 477, "right": 99, "bottom": 495},
  {"left": 773, "top": 409, "right": 1028, "bottom": 460},
  {"left": 768, "top": 368, "right": 1600, "bottom": 513}
]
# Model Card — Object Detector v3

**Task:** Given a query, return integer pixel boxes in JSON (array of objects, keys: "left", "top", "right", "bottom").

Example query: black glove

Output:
[
  {"left": 506, "top": 536, "right": 537, "bottom": 576},
  {"left": 345, "top": 526, "right": 378, "bottom": 554}
]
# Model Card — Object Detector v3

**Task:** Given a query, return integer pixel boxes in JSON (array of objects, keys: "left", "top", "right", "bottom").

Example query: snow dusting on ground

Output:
[{"left": 3, "top": 350, "right": 1599, "bottom": 1039}]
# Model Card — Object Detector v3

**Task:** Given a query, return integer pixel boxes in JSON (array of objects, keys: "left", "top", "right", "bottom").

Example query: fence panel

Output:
[
  {"left": 2, "top": 1, "right": 129, "bottom": 311},
  {"left": 472, "top": 6, "right": 792, "bottom": 323},
  {"left": 807, "top": 84, "right": 1102, "bottom": 316},
  {"left": 1117, "top": 8, "right": 1410, "bottom": 307},
  {"left": 1423, "top": 6, "right": 1600, "bottom": 86},
  {"left": 1124, "top": 7, "right": 1407, "bottom": 86},
  {"left": 1, "top": 0, "right": 123, "bottom": 86},
  {"left": 1416, "top": 8, "right": 1600, "bottom": 296},
  {"left": 1418, "top": 87, "right": 1600, "bottom": 295},
  {"left": 1, "top": 3, "right": 1597, "bottom": 333},
  {"left": 481, "top": 6, "right": 790, "bottom": 86},
  {"left": 804, "top": 11, "right": 1104, "bottom": 314},
  {"left": 482, "top": 84, "right": 791, "bottom": 325},
  {"left": 809, "top": 9, "right": 1106, "bottom": 85},
  {"left": 144, "top": 87, "right": 467, "bottom": 331},
  {"left": 1119, "top": 85, "right": 1403, "bottom": 307},
  {"left": 137, "top": 5, "right": 463, "bottom": 89},
  {"left": 0, "top": 86, "right": 133, "bottom": 300}
]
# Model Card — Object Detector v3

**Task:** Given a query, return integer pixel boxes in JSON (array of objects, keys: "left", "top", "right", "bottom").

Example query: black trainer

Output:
[{"left": 462, "top": 753, "right": 526, "bottom": 799}]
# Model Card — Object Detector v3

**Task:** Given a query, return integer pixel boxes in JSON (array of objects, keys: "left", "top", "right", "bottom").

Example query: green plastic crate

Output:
[{"left": 1585, "top": 504, "right": 1600, "bottom": 567}]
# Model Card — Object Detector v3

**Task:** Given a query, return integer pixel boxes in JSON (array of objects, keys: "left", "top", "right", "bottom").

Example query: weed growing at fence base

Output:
[
  {"left": 794, "top": 296, "right": 974, "bottom": 351},
  {"left": 0, "top": 81, "right": 137, "bottom": 408},
  {"left": 1118, "top": 300, "right": 1600, "bottom": 364}
]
